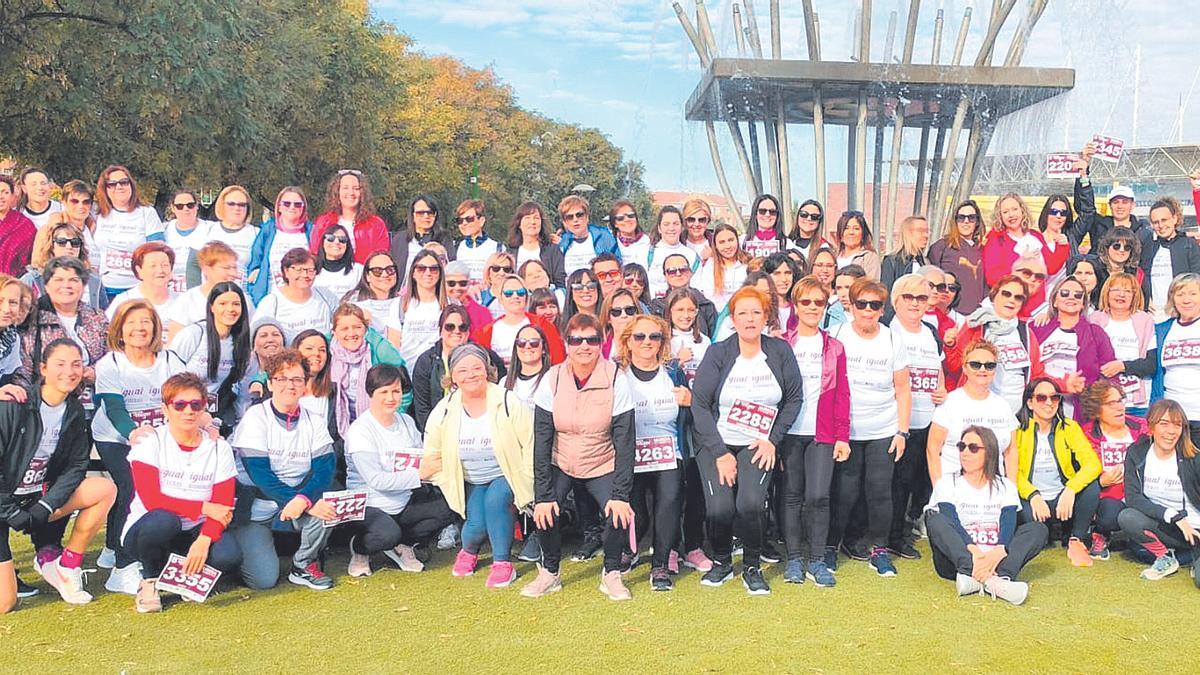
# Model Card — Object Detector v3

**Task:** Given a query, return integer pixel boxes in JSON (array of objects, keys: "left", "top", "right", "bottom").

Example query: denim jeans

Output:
[
  {"left": 461, "top": 476, "right": 516, "bottom": 563},
  {"left": 229, "top": 513, "right": 329, "bottom": 589}
]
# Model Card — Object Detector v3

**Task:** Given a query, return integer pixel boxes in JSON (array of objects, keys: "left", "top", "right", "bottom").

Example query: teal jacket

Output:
[{"left": 245, "top": 217, "right": 315, "bottom": 304}]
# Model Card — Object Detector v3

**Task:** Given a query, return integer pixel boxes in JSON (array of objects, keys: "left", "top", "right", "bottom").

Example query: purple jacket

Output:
[
  {"left": 1031, "top": 315, "right": 1115, "bottom": 391},
  {"left": 813, "top": 330, "right": 851, "bottom": 445}
]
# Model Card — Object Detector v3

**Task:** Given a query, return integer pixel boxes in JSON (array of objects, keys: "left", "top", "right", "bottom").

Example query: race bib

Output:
[
  {"left": 1161, "top": 338, "right": 1200, "bottom": 367},
  {"left": 744, "top": 239, "right": 780, "bottom": 259},
  {"left": 1115, "top": 373, "right": 1147, "bottom": 406},
  {"left": 909, "top": 367, "right": 940, "bottom": 395},
  {"left": 997, "top": 343, "right": 1030, "bottom": 370},
  {"left": 393, "top": 448, "right": 424, "bottom": 473},
  {"left": 1091, "top": 134, "right": 1126, "bottom": 163},
  {"left": 156, "top": 553, "right": 222, "bottom": 602},
  {"left": 13, "top": 456, "right": 49, "bottom": 496},
  {"left": 1045, "top": 153, "right": 1080, "bottom": 178},
  {"left": 1098, "top": 440, "right": 1129, "bottom": 471},
  {"left": 105, "top": 249, "right": 134, "bottom": 274},
  {"left": 1040, "top": 340, "right": 1078, "bottom": 361},
  {"left": 682, "top": 361, "right": 698, "bottom": 388},
  {"left": 964, "top": 521, "right": 1000, "bottom": 548},
  {"left": 130, "top": 408, "right": 166, "bottom": 429},
  {"left": 168, "top": 275, "right": 189, "bottom": 294},
  {"left": 634, "top": 436, "right": 678, "bottom": 474},
  {"left": 321, "top": 489, "right": 368, "bottom": 528},
  {"left": 206, "top": 392, "right": 219, "bottom": 414},
  {"left": 78, "top": 387, "right": 94, "bottom": 410},
  {"left": 726, "top": 400, "right": 777, "bottom": 441}
]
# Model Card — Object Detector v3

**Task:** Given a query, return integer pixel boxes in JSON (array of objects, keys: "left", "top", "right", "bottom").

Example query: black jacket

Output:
[
  {"left": 411, "top": 339, "right": 507, "bottom": 432},
  {"left": 1138, "top": 234, "right": 1200, "bottom": 306},
  {"left": 389, "top": 230, "right": 456, "bottom": 284},
  {"left": 1070, "top": 173, "right": 1151, "bottom": 249},
  {"left": 0, "top": 390, "right": 89, "bottom": 527},
  {"left": 649, "top": 293, "right": 717, "bottom": 339},
  {"left": 506, "top": 244, "right": 567, "bottom": 288},
  {"left": 1123, "top": 436, "right": 1200, "bottom": 523},
  {"left": 691, "top": 333, "right": 803, "bottom": 456},
  {"left": 881, "top": 250, "right": 929, "bottom": 323}
]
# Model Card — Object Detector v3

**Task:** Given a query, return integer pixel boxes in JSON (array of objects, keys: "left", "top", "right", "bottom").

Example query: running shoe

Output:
[
  {"left": 486, "top": 562, "right": 516, "bottom": 589},
  {"left": 759, "top": 540, "right": 782, "bottom": 564},
  {"left": 911, "top": 517, "right": 927, "bottom": 539},
  {"left": 571, "top": 533, "right": 603, "bottom": 562},
  {"left": 1066, "top": 537, "right": 1093, "bottom": 567},
  {"left": 700, "top": 561, "right": 734, "bottom": 587},
  {"left": 347, "top": 536, "right": 372, "bottom": 577},
  {"left": 135, "top": 579, "right": 162, "bottom": 613},
  {"left": 1089, "top": 532, "right": 1110, "bottom": 561},
  {"left": 650, "top": 566, "right": 673, "bottom": 591},
  {"left": 104, "top": 562, "right": 143, "bottom": 595},
  {"left": 97, "top": 547, "right": 117, "bottom": 570},
  {"left": 436, "top": 523, "right": 459, "bottom": 550},
  {"left": 984, "top": 575, "right": 1029, "bottom": 605},
  {"left": 451, "top": 550, "right": 479, "bottom": 577},
  {"left": 868, "top": 549, "right": 897, "bottom": 577},
  {"left": 889, "top": 540, "right": 922, "bottom": 560},
  {"left": 1141, "top": 550, "right": 1179, "bottom": 581},
  {"left": 783, "top": 559, "right": 805, "bottom": 584},
  {"left": 520, "top": 565, "right": 562, "bottom": 598},
  {"left": 682, "top": 548, "right": 713, "bottom": 572},
  {"left": 619, "top": 550, "right": 640, "bottom": 575},
  {"left": 38, "top": 558, "right": 92, "bottom": 604},
  {"left": 598, "top": 569, "right": 632, "bottom": 601},
  {"left": 841, "top": 541, "right": 870, "bottom": 561},
  {"left": 741, "top": 566, "right": 770, "bottom": 595},
  {"left": 517, "top": 532, "right": 542, "bottom": 562},
  {"left": 15, "top": 574, "right": 38, "bottom": 599},
  {"left": 667, "top": 549, "right": 680, "bottom": 575},
  {"left": 806, "top": 560, "right": 836, "bottom": 587},
  {"left": 288, "top": 563, "right": 334, "bottom": 590},
  {"left": 822, "top": 546, "right": 839, "bottom": 573},
  {"left": 955, "top": 573, "right": 983, "bottom": 596},
  {"left": 384, "top": 544, "right": 425, "bottom": 573}
]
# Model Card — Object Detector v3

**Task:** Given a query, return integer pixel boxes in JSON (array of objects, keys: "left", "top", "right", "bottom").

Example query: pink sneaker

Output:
[
  {"left": 451, "top": 549, "right": 479, "bottom": 577},
  {"left": 683, "top": 548, "right": 713, "bottom": 573},
  {"left": 667, "top": 549, "right": 680, "bottom": 575},
  {"left": 485, "top": 561, "right": 516, "bottom": 588}
]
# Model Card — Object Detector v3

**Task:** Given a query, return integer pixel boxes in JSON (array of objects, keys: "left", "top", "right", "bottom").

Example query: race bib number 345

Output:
[
  {"left": 156, "top": 553, "right": 222, "bottom": 602},
  {"left": 726, "top": 400, "right": 777, "bottom": 441}
]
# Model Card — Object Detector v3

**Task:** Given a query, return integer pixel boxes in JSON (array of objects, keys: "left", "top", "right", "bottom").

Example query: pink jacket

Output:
[{"left": 813, "top": 330, "right": 851, "bottom": 445}]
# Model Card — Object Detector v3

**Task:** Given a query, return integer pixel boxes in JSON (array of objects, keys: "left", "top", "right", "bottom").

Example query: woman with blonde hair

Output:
[
  {"left": 680, "top": 198, "right": 714, "bottom": 262},
  {"left": 245, "top": 185, "right": 314, "bottom": 304},
  {"left": 881, "top": 216, "right": 931, "bottom": 319},
  {"left": 93, "top": 165, "right": 164, "bottom": 299},
  {"left": 1092, "top": 272, "right": 1155, "bottom": 416},
  {"left": 982, "top": 193, "right": 1054, "bottom": 289},
  {"left": 189, "top": 185, "right": 258, "bottom": 285}
]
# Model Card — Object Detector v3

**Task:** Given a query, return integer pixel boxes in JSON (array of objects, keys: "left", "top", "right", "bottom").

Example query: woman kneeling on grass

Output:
[
  {"left": 1117, "top": 399, "right": 1200, "bottom": 585},
  {"left": 425, "top": 344, "right": 533, "bottom": 589},
  {"left": 925, "top": 426, "right": 1047, "bottom": 605},
  {"left": 125, "top": 372, "right": 240, "bottom": 613}
]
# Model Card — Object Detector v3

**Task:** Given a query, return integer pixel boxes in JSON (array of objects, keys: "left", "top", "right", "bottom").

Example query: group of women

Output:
[{"left": 2, "top": 163, "right": 1200, "bottom": 615}]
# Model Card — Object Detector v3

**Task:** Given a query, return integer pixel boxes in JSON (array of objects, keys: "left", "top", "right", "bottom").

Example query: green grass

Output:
[{"left": 0, "top": 534, "right": 1194, "bottom": 674}]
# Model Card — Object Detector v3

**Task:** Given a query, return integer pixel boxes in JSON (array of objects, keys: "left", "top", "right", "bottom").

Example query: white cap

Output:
[{"left": 1109, "top": 186, "right": 1135, "bottom": 201}]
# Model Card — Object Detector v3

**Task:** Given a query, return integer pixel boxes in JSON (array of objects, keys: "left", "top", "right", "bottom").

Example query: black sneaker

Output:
[
  {"left": 15, "top": 574, "right": 38, "bottom": 598},
  {"left": 840, "top": 541, "right": 870, "bottom": 561},
  {"left": 517, "top": 532, "right": 542, "bottom": 562},
  {"left": 822, "top": 546, "right": 839, "bottom": 573},
  {"left": 650, "top": 566, "right": 673, "bottom": 591},
  {"left": 889, "top": 540, "right": 922, "bottom": 560},
  {"left": 571, "top": 534, "right": 603, "bottom": 562},
  {"left": 288, "top": 563, "right": 334, "bottom": 590},
  {"left": 700, "top": 561, "right": 735, "bottom": 587},
  {"left": 619, "top": 550, "right": 640, "bottom": 574},
  {"left": 759, "top": 540, "right": 782, "bottom": 564},
  {"left": 741, "top": 566, "right": 771, "bottom": 595}
]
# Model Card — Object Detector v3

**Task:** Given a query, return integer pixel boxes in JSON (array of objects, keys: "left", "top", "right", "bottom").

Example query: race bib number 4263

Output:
[
  {"left": 726, "top": 400, "right": 777, "bottom": 441},
  {"left": 322, "top": 490, "right": 368, "bottom": 528},
  {"left": 634, "top": 436, "right": 677, "bottom": 474},
  {"left": 156, "top": 553, "right": 222, "bottom": 602}
]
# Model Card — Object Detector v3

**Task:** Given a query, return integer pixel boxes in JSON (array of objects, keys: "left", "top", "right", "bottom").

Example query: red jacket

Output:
[
  {"left": 1082, "top": 415, "right": 1147, "bottom": 501},
  {"left": 944, "top": 321, "right": 1045, "bottom": 392},
  {"left": 982, "top": 229, "right": 1051, "bottom": 312},
  {"left": 0, "top": 209, "right": 36, "bottom": 277},
  {"left": 310, "top": 211, "right": 390, "bottom": 264},
  {"left": 475, "top": 312, "right": 565, "bottom": 365}
]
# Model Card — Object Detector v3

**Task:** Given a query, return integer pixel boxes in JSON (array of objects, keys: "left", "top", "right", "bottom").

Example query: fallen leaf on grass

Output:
[{"left": 394, "top": 606, "right": 410, "bottom": 612}]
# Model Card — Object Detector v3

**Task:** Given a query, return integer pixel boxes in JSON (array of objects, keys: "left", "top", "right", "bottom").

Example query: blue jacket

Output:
[
  {"left": 245, "top": 218, "right": 314, "bottom": 304},
  {"left": 1151, "top": 318, "right": 1175, "bottom": 404},
  {"left": 557, "top": 224, "right": 621, "bottom": 262}
]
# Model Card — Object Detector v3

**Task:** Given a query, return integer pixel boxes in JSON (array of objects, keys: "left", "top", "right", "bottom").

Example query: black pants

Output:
[
  {"left": 781, "top": 435, "right": 836, "bottom": 561},
  {"left": 575, "top": 483, "right": 602, "bottom": 540},
  {"left": 890, "top": 425, "right": 930, "bottom": 546},
  {"left": 96, "top": 441, "right": 136, "bottom": 567},
  {"left": 830, "top": 437, "right": 894, "bottom": 551},
  {"left": 927, "top": 510, "right": 1047, "bottom": 582},
  {"left": 123, "top": 509, "right": 243, "bottom": 579},
  {"left": 681, "top": 456, "right": 707, "bottom": 552},
  {"left": 353, "top": 489, "right": 456, "bottom": 555},
  {"left": 697, "top": 445, "right": 771, "bottom": 567},
  {"left": 1118, "top": 507, "right": 1198, "bottom": 554},
  {"left": 631, "top": 463, "right": 683, "bottom": 568},
  {"left": 1019, "top": 481, "right": 1100, "bottom": 541},
  {"left": 1095, "top": 497, "right": 1125, "bottom": 536},
  {"left": 537, "top": 467, "right": 628, "bottom": 574}
]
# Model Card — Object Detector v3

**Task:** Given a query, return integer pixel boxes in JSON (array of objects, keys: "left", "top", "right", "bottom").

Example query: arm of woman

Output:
[
  {"left": 1065, "top": 423, "right": 1103, "bottom": 490},
  {"left": 833, "top": 348, "right": 852, "bottom": 443},
  {"left": 689, "top": 346, "right": 727, "bottom": 459},
  {"left": 926, "top": 423, "right": 948, "bottom": 484}
]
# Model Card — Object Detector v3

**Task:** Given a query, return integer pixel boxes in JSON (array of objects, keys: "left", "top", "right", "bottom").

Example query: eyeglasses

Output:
[
  {"left": 900, "top": 293, "right": 930, "bottom": 303},
  {"left": 288, "top": 266, "right": 316, "bottom": 276},
  {"left": 489, "top": 265, "right": 513, "bottom": 274},
  {"left": 664, "top": 266, "right": 691, "bottom": 277},
  {"left": 685, "top": 216, "right": 710, "bottom": 225},
  {"left": 442, "top": 322, "right": 468, "bottom": 333},
  {"left": 446, "top": 279, "right": 469, "bottom": 288},
  {"left": 414, "top": 209, "right": 435, "bottom": 217},
  {"left": 595, "top": 270, "right": 621, "bottom": 281},
  {"left": 1032, "top": 393, "right": 1062, "bottom": 404},
  {"left": 998, "top": 288, "right": 1027, "bottom": 302},
  {"left": 281, "top": 200, "right": 305, "bottom": 209},
  {"left": 566, "top": 334, "right": 603, "bottom": 346},
  {"left": 797, "top": 211, "right": 822, "bottom": 222},
  {"left": 413, "top": 264, "right": 440, "bottom": 274},
  {"left": 1058, "top": 290, "right": 1085, "bottom": 300},
  {"left": 930, "top": 283, "right": 949, "bottom": 293},
  {"left": 1108, "top": 241, "right": 1132, "bottom": 252},
  {"left": 757, "top": 208, "right": 778, "bottom": 216},
  {"left": 271, "top": 376, "right": 307, "bottom": 388},
  {"left": 169, "top": 399, "right": 206, "bottom": 412},
  {"left": 367, "top": 265, "right": 397, "bottom": 277},
  {"left": 947, "top": 283, "right": 962, "bottom": 292},
  {"left": 105, "top": 179, "right": 131, "bottom": 188},
  {"left": 1103, "top": 397, "right": 1125, "bottom": 408},
  {"left": 1015, "top": 269, "right": 1047, "bottom": 281},
  {"left": 67, "top": 197, "right": 93, "bottom": 206},
  {"left": 853, "top": 300, "right": 884, "bottom": 311},
  {"left": 323, "top": 233, "right": 349, "bottom": 244},
  {"left": 53, "top": 237, "right": 83, "bottom": 248},
  {"left": 955, "top": 213, "right": 979, "bottom": 223},
  {"left": 609, "top": 306, "right": 637, "bottom": 318},
  {"left": 225, "top": 201, "right": 249, "bottom": 209},
  {"left": 173, "top": 201, "right": 196, "bottom": 210},
  {"left": 614, "top": 213, "right": 637, "bottom": 222},
  {"left": 456, "top": 215, "right": 478, "bottom": 225},
  {"left": 1048, "top": 207, "right": 1070, "bottom": 218},
  {"left": 956, "top": 441, "right": 984, "bottom": 454},
  {"left": 966, "top": 360, "right": 998, "bottom": 371},
  {"left": 515, "top": 338, "right": 543, "bottom": 349},
  {"left": 562, "top": 210, "right": 587, "bottom": 222},
  {"left": 571, "top": 281, "right": 598, "bottom": 291},
  {"left": 502, "top": 288, "right": 528, "bottom": 298},
  {"left": 631, "top": 332, "right": 663, "bottom": 343}
]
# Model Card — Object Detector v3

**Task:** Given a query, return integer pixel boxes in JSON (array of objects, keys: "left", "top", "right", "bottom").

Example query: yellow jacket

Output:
[
  {"left": 1014, "top": 418, "right": 1102, "bottom": 501},
  {"left": 424, "top": 383, "right": 534, "bottom": 517}
]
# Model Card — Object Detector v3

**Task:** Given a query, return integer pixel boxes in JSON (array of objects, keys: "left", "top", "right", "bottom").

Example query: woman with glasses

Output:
[
  {"left": 680, "top": 198, "right": 714, "bottom": 262},
  {"left": 1014, "top": 376, "right": 1102, "bottom": 567},
  {"left": 21, "top": 221, "right": 106, "bottom": 308},
  {"left": 743, "top": 194, "right": 787, "bottom": 259},
  {"left": 622, "top": 263, "right": 653, "bottom": 311},
  {"left": 245, "top": 186, "right": 313, "bottom": 304},
  {"left": 312, "top": 224, "right": 363, "bottom": 300},
  {"left": 309, "top": 170, "right": 389, "bottom": 264},
  {"left": 1036, "top": 195, "right": 1076, "bottom": 290},
  {"left": 1142, "top": 197, "right": 1200, "bottom": 319},
  {"left": 504, "top": 323, "right": 553, "bottom": 405},
  {"left": 925, "top": 426, "right": 1045, "bottom": 605},
  {"left": 441, "top": 260, "right": 493, "bottom": 339},
  {"left": 396, "top": 250, "right": 447, "bottom": 367},
  {"left": 1032, "top": 276, "right": 1116, "bottom": 419},
  {"left": 189, "top": 185, "right": 258, "bottom": 287},
  {"left": 929, "top": 200, "right": 987, "bottom": 315},
  {"left": 560, "top": 268, "right": 601, "bottom": 332},
  {"left": 162, "top": 190, "right": 214, "bottom": 293},
  {"left": 165, "top": 242, "right": 244, "bottom": 337},
  {"left": 1152, "top": 274, "right": 1200, "bottom": 447},
  {"left": 124, "top": 372, "right": 239, "bottom": 613},
  {"left": 451, "top": 199, "right": 501, "bottom": 282},
  {"left": 647, "top": 206, "right": 700, "bottom": 299},
  {"left": 390, "top": 195, "right": 455, "bottom": 287},
  {"left": 168, "top": 282, "right": 251, "bottom": 432},
  {"left": 508, "top": 202, "right": 566, "bottom": 287},
  {"left": 253, "top": 249, "right": 338, "bottom": 344},
  {"left": 0, "top": 176, "right": 35, "bottom": 278},
  {"left": 1116, "top": 398, "right": 1200, "bottom": 583},
  {"left": 1092, "top": 273, "right": 1156, "bottom": 416},
  {"left": 478, "top": 251, "right": 516, "bottom": 320},
  {"left": 1079, "top": 380, "right": 1148, "bottom": 560},
  {"left": 105, "top": 243, "right": 178, "bottom": 336},
  {"left": 1096, "top": 226, "right": 1143, "bottom": 285},
  {"left": 982, "top": 194, "right": 1053, "bottom": 291},
  {"left": 599, "top": 288, "right": 639, "bottom": 359},
  {"left": 45, "top": 180, "right": 100, "bottom": 269},
  {"left": 521, "top": 313, "right": 637, "bottom": 600},
  {"left": 477, "top": 275, "right": 565, "bottom": 368},
  {"left": 928, "top": 341, "right": 1020, "bottom": 485},
  {"left": 609, "top": 200, "right": 650, "bottom": 271},
  {"left": 881, "top": 216, "right": 931, "bottom": 319},
  {"left": 344, "top": 251, "right": 403, "bottom": 345},
  {"left": 557, "top": 195, "right": 620, "bottom": 278},
  {"left": 833, "top": 211, "right": 881, "bottom": 281},
  {"left": 918, "top": 266, "right": 964, "bottom": 341},
  {"left": 695, "top": 224, "right": 750, "bottom": 313},
  {"left": 790, "top": 199, "right": 830, "bottom": 261},
  {"left": 93, "top": 165, "right": 164, "bottom": 300}
]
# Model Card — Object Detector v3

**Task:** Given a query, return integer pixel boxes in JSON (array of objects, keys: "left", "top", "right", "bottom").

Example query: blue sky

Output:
[{"left": 374, "top": 0, "right": 1200, "bottom": 204}]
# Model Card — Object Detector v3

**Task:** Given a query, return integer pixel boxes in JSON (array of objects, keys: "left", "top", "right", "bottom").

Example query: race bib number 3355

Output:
[{"left": 156, "top": 553, "right": 222, "bottom": 602}]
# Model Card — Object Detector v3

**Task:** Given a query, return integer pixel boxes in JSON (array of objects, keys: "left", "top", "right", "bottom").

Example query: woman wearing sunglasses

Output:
[
  {"left": 1092, "top": 273, "right": 1156, "bottom": 416},
  {"left": 309, "top": 170, "right": 389, "bottom": 265},
  {"left": 622, "top": 263, "right": 653, "bottom": 312},
  {"left": 478, "top": 251, "right": 516, "bottom": 320},
  {"left": 477, "top": 275, "right": 564, "bottom": 369},
  {"left": 123, "top": 372, "right": 239, "bottom": 613},
  {"left": 880, "top": 216, "right": 931, "bottom": 319},
  {"left": 599, "top": 288, "right": 639, "bottom": 360},
  {"left": 189, "top": 185, "right": 258, "bottom": 287},
  {"left": 390, "top": 195, "right": 455, "bottom": 288},
  {"left": 560, "top": 268, "right": 601, "bottom": 333},
  {"left": 947, "top": 276, "right": 1046, "bottom": 412},
  {"left": 167, "top": 282, "right": 251, "bottom": 433},
  {"left": 789, "top": 199, "right": 829, "bottom": 261},
  {"left": 925, "top": 425, "right": 1046, "bottom": 605},
  {"left": 607, "top": 200, "right": 649, "bottom": 271},
  {"left": 345, "top": 251, "right": 403, "bottom": 345},
  {"left": 1032, "top": 276, "right": 1116, "bottom": 419},
  {"left": 312, "top": 224, "right": 362, "bottom": 301},
  {"left": 695, "top": 224, "right": 750, "bottom": 314},
  {"left": 451, "top": 199, "right": 501, "bottom": 282},
  {"left": 395, "top": 251, "right": 447, "bottom": 367},
  {"left": 1141, "top": 196, "right": 1200, "bottom": 320},
  {"left": 162, "top": 190, "right": 215, "bottom": 292},
  {"left": 982, "top": 193, "right": 1054, "bottom": 291},
  {"left": 21, "top": 221, "right": 106, "bottom": 308},
  {"left": 1079, "top": 380, "right": 1148, "bottom": 560},
  {"left": 245, "top": 186, "right": 313, "bottom": 304},
  {"left": 647, "top": 206, "right": 699, "bottom": 299},
  {"left": 504, "top": 324, "right": 553, "bottom": 405},
  {"left": 833, "top": 211, "right": 880, "bottom": 281},
  {"left": 1152, "top": 273, "right": 1200, "bottom": 447},
  {"left": 253, "top": 249, "right": 339, "bottom": 344},
  {"left": 742, "top": 194, "right": 787, "bottom": 259},
  {"left": 918, "top": 266, "right": 964, "bottom": 343},
  {"left": 1096, "top": 226, "right": 1143, "bottom": 285},
  {"left": 521, "top": 313, "right": 637, "bottom": 600},
  {"left": 929, "top": 200, "right": 987, "bottom": 314},
  {"left": 680, "top": 198, "right": 714, "bottom": 262},
  {"left": 0, "top": 175, "right": 36, "bottom": 278},
  {"left": 92, "top": 165, "right": 164, "bottom": 300},
  {"left": 1036, "top": 195, "right": 1076, "bottom": 290},
  {"left": 691, "top": 286, "right": 802, "bottom": 595},
  {"left": 1014, "top": 377, "right": 1103, "bottom": 567}
]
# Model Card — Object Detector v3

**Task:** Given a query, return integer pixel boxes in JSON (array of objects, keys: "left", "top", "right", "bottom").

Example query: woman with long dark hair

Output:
[
  {"left": 312, "top": 223, "right": 363, "bottom": 300},
  {"left": 507, "top": 201, "right": 565, "bottom": 289},
  {"left": 929, "top": 199, "right": 987, "bottom": 314},
  {"left": 742, "top": 194, "right": 787, "bottom": 259},
  {"left": 390, "top": 194, "right": 455, "bottom": 287},
  {"left": 167, "top": 281, "right": 251, "bottom": 432}
]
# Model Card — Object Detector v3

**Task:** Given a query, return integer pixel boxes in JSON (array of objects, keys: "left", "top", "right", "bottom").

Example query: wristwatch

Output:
[{"left": 895, "top": 431, "right": 910, "bottom": 440}]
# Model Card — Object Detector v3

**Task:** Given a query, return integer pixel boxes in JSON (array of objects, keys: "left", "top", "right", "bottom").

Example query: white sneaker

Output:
[
  {"left": 348, "top": 537, "right": 372, "bottom": 577},
  {"left": 105, "top": 562, "right": 143, "bottom": 595},
  {"left": 437, "top": 524, "right": 459, "bottom": 551},
  {"left": 955, "top": 573, "right": 983, "bottom": 596},
  {"left": 383, "top": 544, "right": 425, "bottom": 572},
  {"left": 39, "top": 559, "right": 93, "bottom": 605},
  {"left": 984, "top": 575, "right": 1029, "bottom": 605},
  {"left": 97, "top": 547, "right": 117, "bottom": 569}
]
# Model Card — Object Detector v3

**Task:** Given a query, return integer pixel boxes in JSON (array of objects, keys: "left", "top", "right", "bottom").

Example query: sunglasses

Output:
[
  {"left": 1015, "top": 269, "right": 1047, "bottom": 281},
  {"left": 367, "top": 265, "right": 398, "bottom": 277},
  {"left": 595, "top": 270, "right": 621, "bottom": 281},
  {"left": 1048, "top": 207, "right": 1070, "bottom": 218},
  {"left": 105, "top": 179, "right": 132, "bottom": 188},
  {"left": 489, "top": 265, "right": 513, "bottom": 274},
  {"left": 900, "top": 293, "right": 930, "bottom": 303},
  {"left": 664, "top": 266, "right": 691, "bottom": 277},
  {"left": 956, "top": 441, "right": 985, "bottom": 454},
  {"left": 446, "top": 279, "right": 470, "bottom": 288},
  {"left": 757, "top": 208, "right": 778, "bottom": 216},
  {"left": 566, "top": 334, "right": 603, "bottom": 346},
  {"left": 502, "top": 288, "right": 528, "bottom": 298},
  {"left": 413, "top": 209, "right": 436, "bottom": 217},
  {"left": 337, "top": 169, "right": 363, "bottom": 177},
  {"left": 930, "top": 283, "right": 949, "bottom": 293},
  {"left": 609, "top": 306, "right": 637, "bottom": 318},
  {"left": 172, "top": 201, "right": 196, "bottom": 210},
  {"left": 685, "top": 216, "right": 710, "bottom": 225},
  {"left": 797, "top": 211, "right": 822, "bottom": 222},
  {"left": 966, "top": 360, "right": 998, "bottom": 371},
  {"left": 169, "top": 399, "right": 206, "bottom": 412},
  {"left": 281, "top": 200, "right": 305, "bottom": 209},
  {"left": 631, "top": 332, "right": 664, "bottom": 343},
  {"left": 53, "top": 237, "right": 84, "bottom": 248},
  {"left": 853, "top": 300, "right": 884, "bottom": 311},
  {"left": 1058, "top": 290, "right": 1085, "bottom": 300},
  {"left": 947, "top": 283, "right": 962, "bottom": 292},
  {"left": 1108, "top": 241, "right": 1132, "bottom": 252},
  {"left": 795, "top": 298, "right": 824, "bottom": 307},
  {"left": 1032, "top": 392, "right": 1062, "bottom": 404},
  {"left": 998, "top": 288, "right": 1027, "bottom": 303},
  {"left": 515, "top": 338, "right": 543, "bottom": 349},
  {"left": 623, "top": 276, "right": 642, "bottom": 286},
  {"left": 571, "top": 281, "right": 598, "bottom": 291},
  {"left": 955, "top": 213, "right": 979, "bottom": 223},
  {"left": 225, "top": 201, "right": 249, "bottom": 209},
  {"left": 413, "top": 264, "right": 440, "bottom": 274},
  {"left": 562, "top": 210, "right": 587, "bottom": 222},
  {"left": 456, "top": 215, "right": 478, "bottom": 225},
  {"left": 442, "top": 322, "right": 469, "bottom": 333},
  {"left": 614, "top": 213, "right": 637, "bottom": 222},
  {"left": 323, "top": 233, "right": 349, "bottom": 244}
]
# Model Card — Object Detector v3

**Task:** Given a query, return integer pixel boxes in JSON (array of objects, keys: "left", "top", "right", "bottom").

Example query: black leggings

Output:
[
  {"left": 681, "top": 456, "right": 707, "bottom": 552},
  {"left": 781, "top": 435, "right": 836, "bottom": 561},
  {"left": 352, "top": 489, "right": 456, "bottom": 555},
  {"left": 890, "top": 425, "right": 930, "bottom": 546},
  {"left": 927, "top": 510, "right": 1047, "bottom": 582},
  {"left": 96, "top": 441, "right": 136, "bottom": 567},
  {"left": 1095, "top": 497, "right": 1125, "bottom": 536},
  {"left": 697, "top": 445, "right": 771, "bottom": 567},
  {"left": 537, "top": 467, "right": 628, "bottom": 574},
  {"left": 830, "top": 437, "right": 895, "bottom": 551},
  {"left": 1019, "top": 481, "right": 1101, "bottom": 541},
  {"left": 631, "top": 463, "right": 683, "bottom": 568}
]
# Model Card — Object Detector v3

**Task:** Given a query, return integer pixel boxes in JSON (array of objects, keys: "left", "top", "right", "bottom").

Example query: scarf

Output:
[
  {"left": 277, "top": 218, "right": 305, "bottom": 234},
  {"left": 966, "top": 304, "right": 1018, "bottom": 337},
  {"left": 753, "top": 228, "right": 776, "bottom": 240},
  {"left": 617, "top": 231, "right": 644, "bottom": 246},
  {"left": 461, "top": 234, "right": 490, "bottom": 248},
  {"left": 330, "top": 336, "right": 371, "bottom": 436},
  {"left": 0, "top": 327, "right": 15, "bottom": 362}
]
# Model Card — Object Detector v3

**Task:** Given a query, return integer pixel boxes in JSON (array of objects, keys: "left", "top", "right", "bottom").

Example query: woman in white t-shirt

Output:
[
  {"left": 484, "top": 276, "right": 533, "bottom": 366},
  {"left": 292, "top": 329, "right": 335, "bottom": 422},
  {"left": 694, "top": 224, "right": 749, "bottom": 313},
  {"left": 646, "top": 207, "right": 699, "bottom": 299},
  {"left": 105, "top": 242, "right": 177, "bottom": 341},
  {"left": 162, "top": 190, "right": 214, "bottom": 293},
  {"left": 397, "top": 250, "right": 447, "bottom": 366},
  {"left": 188, "top": 185, "right": 259, "bottom": 286},
  {"left": 611, "top": 199, "right": 651, "bottom": 272},
  {"left": 1153, "top": 273, "right": 1200, "bottom": 446},
  {"left": 925, "top": 425, "right": 1047, "bottom": 605},
  {"left": 828, "top": 278, "right": 911, "bottom": 576},
  {"left": 928, "top": 341, "right": 1019, "bottom": 485},
  {"left": 343, "top": 251, "right": 402, "bottom": 346},
  {"left": 123, "top": 372, "right": 239, "bottom": 613},
  {"left": 167, "top": 281, "right": 251, "bottom": 431},
  {"left": 504, "top": 324, "right": 551, "bottom": 407},
  {"left": 666, "top": 288, "right": 710, "bottom": 389},
  {"left": 92, "top": 165, "right": 164, "bottom": 298},
  {"left": 313, "top": 224, "right": 363, "bottom": 300},
  {"left": 254, "top": 248, "right": 337, "bottom": 344},
  {"left": 1117, "top": 399, "right": 1200, "bottom": 582}
]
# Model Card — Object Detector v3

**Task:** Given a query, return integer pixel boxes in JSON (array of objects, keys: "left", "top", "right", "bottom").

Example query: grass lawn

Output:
[{"left": 1, "top": 532, "right": 1194, "bottom": 673}]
